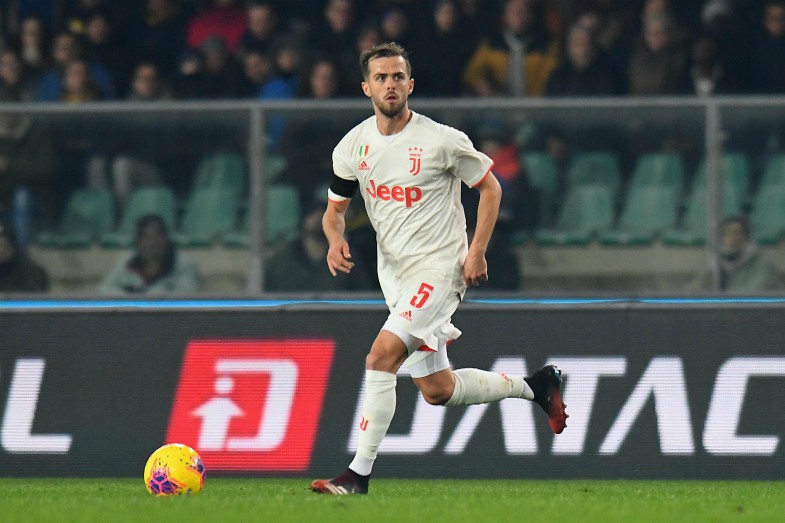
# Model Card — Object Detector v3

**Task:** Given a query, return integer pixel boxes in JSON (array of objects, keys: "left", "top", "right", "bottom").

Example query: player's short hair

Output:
[{"left": 359, "top": 42, "right": 411, "bottom": 80}]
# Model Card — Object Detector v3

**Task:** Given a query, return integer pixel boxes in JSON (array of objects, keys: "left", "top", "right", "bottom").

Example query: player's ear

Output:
[
  {"left": 408, "top": 77, "right": 414, "bottom": 95},
  {"left": 361, "top": 81, "right": 371, "bottom": 98}
]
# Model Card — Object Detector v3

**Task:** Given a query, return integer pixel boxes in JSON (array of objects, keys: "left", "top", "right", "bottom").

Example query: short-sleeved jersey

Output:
[{"left": 329, "top": 111, "right": 494, "bottom": 305}]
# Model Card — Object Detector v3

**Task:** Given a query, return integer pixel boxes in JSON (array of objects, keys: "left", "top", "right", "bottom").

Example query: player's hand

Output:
[
  {"left": 326, "top": 239, "right": 354, "bottom": 276},
  {"left": 463, "top": 249, "right": 488, "bottom": 287}
]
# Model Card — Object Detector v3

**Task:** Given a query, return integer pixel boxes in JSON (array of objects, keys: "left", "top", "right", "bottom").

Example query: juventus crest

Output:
[{"left": 408, "top": 147, "right": 422, "bottom": 176}]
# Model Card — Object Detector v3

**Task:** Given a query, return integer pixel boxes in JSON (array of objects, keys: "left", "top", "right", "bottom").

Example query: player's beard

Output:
[{"left": 374, "top": 95, "right": 406, "bottom": 119}]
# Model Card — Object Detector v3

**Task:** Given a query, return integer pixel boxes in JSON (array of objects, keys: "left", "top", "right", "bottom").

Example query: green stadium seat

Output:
[
  {"left": 100, "top": 186, "right": 177, "bottom": 248},
  {"left": 223, "top": 184, "right": 301, "bottom": 248},
  {"left": 692, "top": 152, "right": 751, "bottom": 200},
  {"left": 36, "top": 188, "right": 115, "bottom": 248},
  {"left": 174, "top": 188, "right": 239, "bottom": 247},
  {"left": 265, "top": 153, "right": 288, "bottom": 182},
  {"left": 191, "top": 153, "right": 246, "bottom": 197},
  {"left": 535, "top": 184, "right": 615, "bottom": 246},
  {"left": 520, "top": 151, "right": 559, "bottom": 226},
  {"left": 759, "top": 154, "right": 785, "bottom": 191},
  {"left": 750, "top": 185, "right": 785, "bottom": 244},
  {"left": 599, "top": 186, "right": 678, "bottom": 245},
  {"left": 662, "top": 183, "right": 742, "bottom": 246},
  {"left": 628, "top": 153, "right": 685, "bottom": 200},
  {"left": 567, "top": 151, "right": 621, "bottom": 197}
]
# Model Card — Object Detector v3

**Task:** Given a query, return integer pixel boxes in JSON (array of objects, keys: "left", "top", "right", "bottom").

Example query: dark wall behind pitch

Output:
[{"left": 0, "top": 303, "right": 784, "bottom": 479}]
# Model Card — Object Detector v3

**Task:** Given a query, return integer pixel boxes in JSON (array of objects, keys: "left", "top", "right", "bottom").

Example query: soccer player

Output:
[{"left": 311, "top": 42, "right": 567, "bottom": 495}]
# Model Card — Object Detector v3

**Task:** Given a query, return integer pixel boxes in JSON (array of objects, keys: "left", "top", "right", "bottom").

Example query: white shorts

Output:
[{"left": 381, "top": 273, "right": 462, "bottom": 378}]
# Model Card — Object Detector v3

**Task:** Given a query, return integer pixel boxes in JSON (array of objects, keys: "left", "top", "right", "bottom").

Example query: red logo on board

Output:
[{"left": 166, "top": 339, "right": 334, "bottom": 471}]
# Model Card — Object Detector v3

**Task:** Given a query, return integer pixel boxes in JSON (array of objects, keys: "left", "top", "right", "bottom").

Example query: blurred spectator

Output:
[
  {"left": 265, "top": 207, "right": 371, "bottom": 291},
  {"left": 173, "top": 47, "right": 211, "bottom": 99},
  {"left": 59, "top": 58, "right": 103, "bottom": 102},
  {"left": 309, "top": 0, "right": 359, "bottom": 83},
  {"left": 378, "top": 6, "right": 419, "bottom": 55},
  {"left": 457, "top": 0, "right": 497, "bottom": 47},
  {"left": 82, "top": 9, "right": 131, "bottom": 96},
  {"left": 130, "top": 0, "right": 190, "bottom": 81},
  {"left": 463, "top": 0, "right": 560, "bottom": 97},
  {"left": 260, "top": 37, "right": 304, "bottom": 100},
  {"left": 14, "top": 15, "right": 49, "bottom": 80},
  {"left": 684, "top": 33, "right": 737, "bottom": 96},
  {"left": 235, "top": 49, "right": 271, "bottom": 97},
  {"left": 752, "top": 0, "right": 785, "bottom": 93},
  {"left": 0, "top": 49, "right": 39, "bottom": 101},
  {"left": 298, "top": 57, "right": 344, "bottom": 99},
  {"left": 545, "top": 22, "right": 620, "bottom": 96},
  {"left": 0, "top": 89, "right": 57, "bottom": 225},
  {"left": 199, "top": 35, "right": 244, "bottom": 98},
  {"left": 81, "top": 62, "right": 170, "bottom": 212},
  {"left": 415, "top": 0, "right": 474, "bottom": 97},
  {"left": 62, "top": 0, "right": 112, "bottom": 33},
  {"left": 236, "top": 2, "right": 283, "bottom": 58},
  {"left": 100, "top": 214, "right": 200, "bottom": 295},
  {"left": 281, "top": 58, "right": 353, "bottom": 205},
  {"left": 700, "top": 0, "right": 749, "bottom": 93},
  {"left": 0, "top": 220, "right": 49, "bottom": 293},
  {"left": 187, "top": 0, "right": 247, "bottom": 54},
  {"left": 473, "top": 120, "right": 540, "bottom": 232},
  {"left": 640, "top": 0, "right": 690, "bottom": 44},
  {"left": 627, "top": 13, "right": 688, "bottom": 95},
  {"left": 128, "top": 62, "right": 172, "bottom": 101},
  {"left": 36, "top": 31, "right": 114, "bottom": 100},
  {"left": 355, "top": 23, "right": 381, "bottom": 55},
  {"left": 689, "top": 215, "right": 780, "bottom": 293}
]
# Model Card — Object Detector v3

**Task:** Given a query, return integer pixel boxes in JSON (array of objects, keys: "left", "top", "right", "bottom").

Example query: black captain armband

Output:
[{"left": 330, "top": 174, "right": 359, "bottom": 199}]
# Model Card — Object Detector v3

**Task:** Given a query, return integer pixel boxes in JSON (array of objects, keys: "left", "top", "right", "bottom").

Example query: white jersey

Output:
[{"left": 329, "top": 111, "right": 493, "bottom": 306}]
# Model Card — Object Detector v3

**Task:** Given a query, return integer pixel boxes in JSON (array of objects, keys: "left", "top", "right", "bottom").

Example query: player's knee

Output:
[
  {"left": 365, "top": 350, "right": 398, "bottom": 372},
  {"left": 420, "top": 386, "right": 452, "bottom": 406}
]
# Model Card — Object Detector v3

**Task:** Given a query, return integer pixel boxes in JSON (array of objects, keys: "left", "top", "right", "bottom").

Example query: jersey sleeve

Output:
[{"left": 449, "top": 131, "right": 494, "bottom": 187}]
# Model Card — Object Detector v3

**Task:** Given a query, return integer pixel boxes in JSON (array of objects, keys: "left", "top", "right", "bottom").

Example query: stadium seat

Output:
[
  {"left": 692, "top": 152, "right": 751, "bottom": 201},
  {"left": 191, "top": 153, "right": 246, "bottom": 197},
  {"left": 662, "top": 183, "right": 742, "bottom": 246},
  {"left": 36, "top": 188, "right": 115, "bottom": 248},
  {"left": 100, "top": 186, "right": 177, "bottom": 248},
  {"left": 223, "top": 184, "right": 301, "bottom": 248},
  {"left": 628, "top": 153, "right": 685, "bottom": 200},
  {"left": 535, "top": 184, "right": 614, "bottom": 246},
  {"left": 758, "top": 153, "right": 785, "bottom": 191},
  {"left": 174, "top": 188, "right": 239, "bottom": 247},
  {"left": 265, "top": 153, "right": 288, "bottom": 182},
  {"left": 566, "top": 151, "right": 621, "bottom": 197},
  {"left": 750, "top": 185, "right": 785, "bottom": 244},
  {"left": 599, "top": 186, "right": 678, "bottom": 245},
  {"left": 520, "top": 151, "right": 559, "bottom": 225}
]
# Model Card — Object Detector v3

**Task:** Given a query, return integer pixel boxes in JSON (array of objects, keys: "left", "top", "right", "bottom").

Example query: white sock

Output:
[
  {"left": 445, "top": 368, "right": 534, "bottom": 407},
  {"left": 348, "top": 369, "right": 397, "bottom": 476}
]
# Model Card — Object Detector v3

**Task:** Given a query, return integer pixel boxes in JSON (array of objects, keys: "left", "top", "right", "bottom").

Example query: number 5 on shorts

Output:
[{"left": 410, "top": 282, "right": 434, "bottom": 309}]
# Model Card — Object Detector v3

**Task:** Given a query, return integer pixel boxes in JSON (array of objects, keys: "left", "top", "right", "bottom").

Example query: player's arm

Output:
[
  {"left": 464, "top": 171, "right": 502, "bottom": 287},
  {"left": 323, "top": 174, "right": 359, "bottom": 276}
]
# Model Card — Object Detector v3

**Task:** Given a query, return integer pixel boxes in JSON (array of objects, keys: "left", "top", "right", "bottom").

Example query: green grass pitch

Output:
[{"left": 0, "top": 478, "right": 782, "bottom": 523}]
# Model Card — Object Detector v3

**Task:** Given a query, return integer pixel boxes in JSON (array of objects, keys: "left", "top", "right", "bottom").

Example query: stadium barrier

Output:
[
  {"left": 1, "top": 300, "right": 784, "bottom": 479},
  {"left": 6, "top": 97, "right": 785, "bottom": 293}
]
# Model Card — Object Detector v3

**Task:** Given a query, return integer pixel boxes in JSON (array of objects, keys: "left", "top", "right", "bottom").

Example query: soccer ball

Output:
[{"left": 144, "top": 443, "right": 206, "bottom": 496}]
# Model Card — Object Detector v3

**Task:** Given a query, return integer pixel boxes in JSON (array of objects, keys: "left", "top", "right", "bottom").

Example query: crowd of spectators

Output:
[
  {"left": 1, "top": 0, "right": 784, "bottom": 294},
  {"left": 1, "top": 0, "right": 785, "bottom": 104}
]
